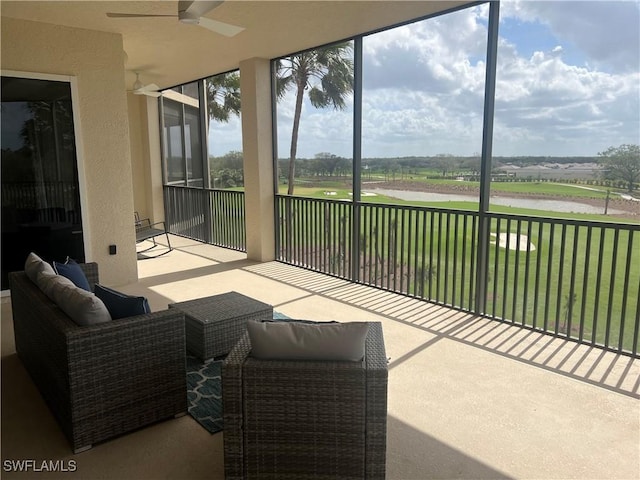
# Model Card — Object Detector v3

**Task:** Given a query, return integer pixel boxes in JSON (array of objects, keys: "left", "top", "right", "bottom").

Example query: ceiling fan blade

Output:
[
  {"left": 133, "top": 81, "right": 161, "bottom": 97},
  {"left": 181, "top": 1, "right": 224, "bottom": 17},
  {"left": 107, "top": 12, "right": 176, "bottom": 18},
  {"left": 198, "top": 17, "right": 244, "bottom": 37},
  {"left": 135, "top": 91, "right": 162, "bottom": 98}
]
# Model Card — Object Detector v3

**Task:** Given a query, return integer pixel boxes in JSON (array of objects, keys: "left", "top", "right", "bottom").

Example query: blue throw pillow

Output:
[
  {"left": 53, "top": 258, "right": 91, "bottom": 291},
  {"left": 94, "top": 284, "right": 151, "bottom": 320}
]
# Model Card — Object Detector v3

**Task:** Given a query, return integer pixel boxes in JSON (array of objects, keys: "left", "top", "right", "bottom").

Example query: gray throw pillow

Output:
[
  {"left": 38, "top": 271, "right": 111, "bottom": 326},
  {"left": 24, "top": 252, "right": 55, "bottom": 284},
  {"left": 36, "top": 270, "right": 75, "bottom": 302},
  {"left": 247, "top": 320, "right": 369, "bottom": 361}
]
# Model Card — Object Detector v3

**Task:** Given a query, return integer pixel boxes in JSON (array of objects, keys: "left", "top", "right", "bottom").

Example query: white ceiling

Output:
[{"left": 1, "top": 1, "right": 470, "bottom": 90}]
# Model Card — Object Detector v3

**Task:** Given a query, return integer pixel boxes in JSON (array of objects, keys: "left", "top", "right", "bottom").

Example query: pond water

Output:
[{"left": 370, "top": 188, "right": 626, "bottom": 215}]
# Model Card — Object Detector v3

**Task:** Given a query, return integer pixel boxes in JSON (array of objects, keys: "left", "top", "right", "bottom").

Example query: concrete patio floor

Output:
[{"left": 2, "top": 234, "right": 639, "bottom": 479}]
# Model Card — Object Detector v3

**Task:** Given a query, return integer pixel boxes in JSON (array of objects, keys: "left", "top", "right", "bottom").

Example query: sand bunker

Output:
[{"left": 490, "top": 233, "right": 536, "bottom": 252}]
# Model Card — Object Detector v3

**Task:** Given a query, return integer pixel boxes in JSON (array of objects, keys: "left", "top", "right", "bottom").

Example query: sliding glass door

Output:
[{"left": 1, "top": 75, "right": 84, "bottom": 290}]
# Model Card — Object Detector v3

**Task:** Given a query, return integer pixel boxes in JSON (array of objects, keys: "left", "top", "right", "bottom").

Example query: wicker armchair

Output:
[{"left": 222, "top": 321, "right": 388, "bottom": 480}]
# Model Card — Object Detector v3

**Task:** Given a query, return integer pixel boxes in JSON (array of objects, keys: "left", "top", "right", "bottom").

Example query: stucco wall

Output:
[{"left": 1, "top": 17, "right": 138, "bottom": 286}]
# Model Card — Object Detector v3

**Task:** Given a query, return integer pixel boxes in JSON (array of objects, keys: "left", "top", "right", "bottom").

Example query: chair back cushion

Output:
[{"left": 247, "top": 320, "right": 369, "bottom": 361}]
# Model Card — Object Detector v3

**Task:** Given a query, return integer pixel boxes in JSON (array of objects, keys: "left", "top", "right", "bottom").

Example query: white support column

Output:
[
  {"left": 240, "top": 58, "right": 275, "bottom": 261},
  {"left": 128, "top": 94, "right": 164, "bottom": 224},
  {"left": 144, "top": 96, "right": 165, "bottom": 223}
]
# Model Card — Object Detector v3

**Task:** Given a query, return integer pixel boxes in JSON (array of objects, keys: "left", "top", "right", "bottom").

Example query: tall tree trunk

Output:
[{"left": 287, "top": 79, "right": 305, "bottom": 195}]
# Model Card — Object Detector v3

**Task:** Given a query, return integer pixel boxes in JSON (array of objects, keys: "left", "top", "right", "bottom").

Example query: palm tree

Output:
[
  {"left": 205, "top": 72, "right": 241, "bottom": 188},
  {"left": 206, "top": 71, "right": 241, "bottom": 122},
  {"left": 275, "top": 42, "right": 354, "bottom": 194}
]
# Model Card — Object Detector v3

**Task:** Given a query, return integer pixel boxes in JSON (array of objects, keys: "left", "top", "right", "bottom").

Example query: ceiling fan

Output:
[
  {"left": 131, "top": 72, "right": 161, "bottom": 98},
  {"left": 106, "top": 0, "right": 244, "bottom": 37}
]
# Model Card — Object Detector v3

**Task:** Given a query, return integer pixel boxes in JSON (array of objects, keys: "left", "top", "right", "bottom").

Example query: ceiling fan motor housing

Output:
[
  {"left": 178, "top": 0, "right": 223, "bottom": 24},
  {"left": 178, "top": 11, "right": 199, "bottom": 25}
]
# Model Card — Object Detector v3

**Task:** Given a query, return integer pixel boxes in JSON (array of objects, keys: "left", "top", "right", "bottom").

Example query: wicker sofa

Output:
[
  {"left": 8, "top": 262, "right": 187, "bottom": 453},
  {"left": 223, "top": 321, "right": 388, "bottom": 480}
]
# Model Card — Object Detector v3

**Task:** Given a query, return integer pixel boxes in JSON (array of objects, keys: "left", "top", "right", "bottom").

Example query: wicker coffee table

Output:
[{"left": 169, "top": 292, "right": 273, "bottom": 361}]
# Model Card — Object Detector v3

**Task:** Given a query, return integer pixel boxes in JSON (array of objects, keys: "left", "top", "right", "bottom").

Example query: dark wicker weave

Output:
[
  {"left": 9, "top": 263, "right": 187, "bottom": 454},
  {"left": 169, "top": 292, "right": 273, "bottom": 360},
  {"left": 223, "top": 321, "right": 388, "bottom": 480}
]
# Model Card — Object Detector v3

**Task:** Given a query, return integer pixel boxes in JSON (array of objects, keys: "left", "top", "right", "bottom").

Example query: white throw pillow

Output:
[
  {"left": 24, "top": 252, "right": 55, "bottom": 284},
  {"left": 247, "top": 320, "right": 369, "bottom": 361}
]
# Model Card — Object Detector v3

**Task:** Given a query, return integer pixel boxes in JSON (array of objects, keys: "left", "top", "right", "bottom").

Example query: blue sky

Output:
[{"left": 210, "top": 0, "right": 640, "bottom": 159}]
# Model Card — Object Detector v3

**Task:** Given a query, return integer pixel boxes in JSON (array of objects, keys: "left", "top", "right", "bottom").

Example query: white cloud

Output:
[
  {"left": 500, "top": 0, "right": 640, "bottom": 73},
  {"left": 271, "top": 1, "right": 639, "bottom": 159},
  {"left": 208, "top": 114, "right": 243, "bottom": 157}
]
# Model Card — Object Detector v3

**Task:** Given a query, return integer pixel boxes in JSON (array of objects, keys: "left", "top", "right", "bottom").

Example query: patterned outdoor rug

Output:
[
  {"left": 186, "top": 311, "right": 290, "bottom": 434},
  {"left": 186, "top": 354, "right": 224, "bottom": 434}
]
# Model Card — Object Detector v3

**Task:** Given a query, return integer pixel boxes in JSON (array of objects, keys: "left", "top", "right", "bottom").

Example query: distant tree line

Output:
[
  {"left": 271, "top": 144, "right": 638, "bottom": 193},
  {"left": 210, "top": 151, "right": 243, "bottom": 188},
  {"left": 210, "top": 143, "right": 638, "bottom": 193}
]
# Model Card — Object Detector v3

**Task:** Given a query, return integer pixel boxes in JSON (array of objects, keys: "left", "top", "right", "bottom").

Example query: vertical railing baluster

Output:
[
  {"left": 428, "top": 211, "right": 435, "bottom": 300},
  {"left": 512, "top": 219, "right": 521, "bottom": 323},
  {"left": 303, "top": 198, "right": 309, "bottom": 267},
  {"left": 399, "top": 208, "right": 406, "bottom": 293},
  {"left": 492, "top": 217, "right": 501, "bottom": 319},
  {"left": 452, "top": 212, "right": 459, "bottom": 307},
  {"left": 578, "top": 226, "right": 592, "bottom": 343},
  {"left": 633, "top": 268, "right": 640, "bottom": 357},
  {"left": 444, "top": 212, "right": 451, "bottom": 304},
  {"left": 383, "top": 207, "right": 389, "bottom": 289},
  {"left": 567, "top": 225, "right": 580, "bottom": 339},
  {"left": 412, "top": 209, "right": 420, "bottom": 296},
  {"left": 605, "top": 228, "right": 620, "bottom": 349},
  {"left": 554, "top": 224, "right": 567, "bottom": 335},
  {"left": 502, "top": 218, "right": 511, "bottom": 321},
  {"left": 522, "top": 220, "right": 532, "bottom": 326},
  {"left": 533, "top": 222, "right": 544, "bottom": 331},
  {"left": 420, "top": 210, "right": 428, "bottom": 299},
  {"left": 342, "top": 203, "right": 348, "bottom": 277},
  {"left": 592, "top": 228, "right": 606, "bottom": 346},
  {"left": 370, "top": 206, "right": 375, "bottom": 286},
  {"left": 437, "top": 212, "right": 443, "bottom": 301},
  {"left": 508, "top": 219, "right": 519, "bottom": 323},
  {"left": 298, "top": 199, "right": 309, "bottom": 266},
  {"left": 469, "top": 214, "right": 478, "bottom": 310},
  {"left": 321, "top": 201, "right": 326, "bottom": 272},
  {"left": 370, "top": 206, "right": 376, "bottom": 286},
  {"left": 618, "top": 230, "right": 633, "bottom": 351},
  {"left": 544, "top": 223, "right": 555, "bottom": 332},
  {"left": 391, "top": 208, "right": 398, "bottom": 291},
  {"left": 460, "top": 214, "right": 467, "bottom": 308}
]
